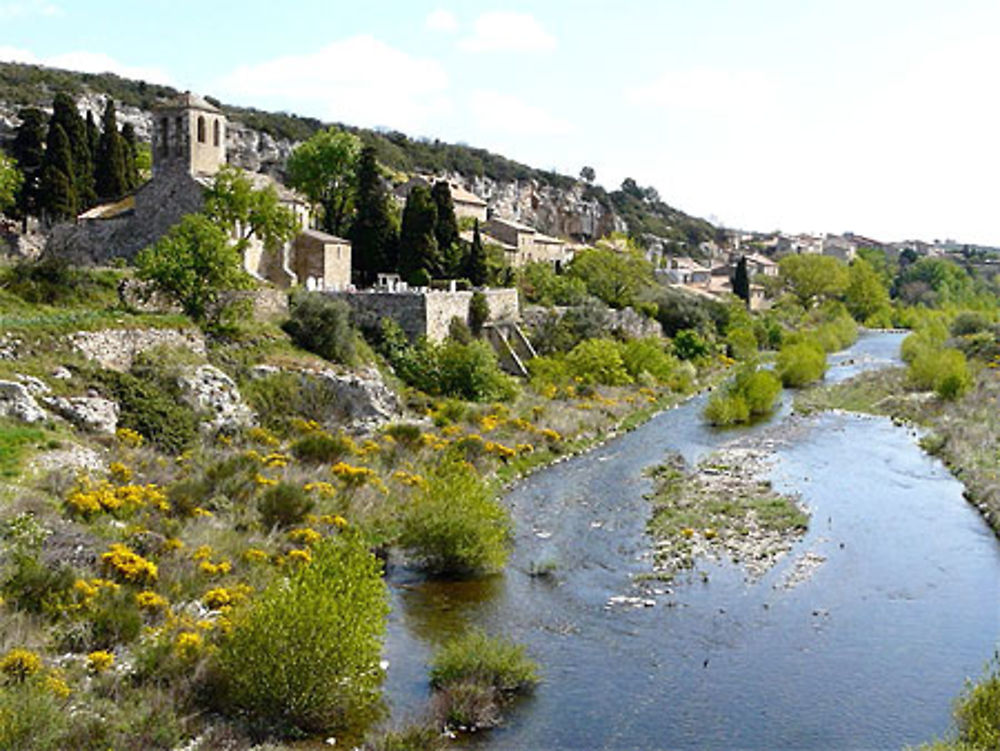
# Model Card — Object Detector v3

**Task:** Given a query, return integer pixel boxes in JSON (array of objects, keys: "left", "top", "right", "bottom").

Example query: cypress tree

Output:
[
  {"left": 50, "top": 93, "right": 95, "bottom": 210},
  {"left": 398, "top": 184, "right": 439, "bottom": 285},
  {"left": 733, "top": 254, "right": 750, "bottom": 307},
  {"left": 350, "top": 146, "right": 396, "bottom": 284},
  {"left": 85, "top": 110, "right": 99, "bottom": 165},
  {"left": 467, "top": 219, "right": 488, "bottom": 287},
  {"left": 120, "top": 122, "right": 139, "bottom": 189},
  {"left": 39, "top": 123, "right": 77, "bottom": 222},
  {"left": 10, "top": 107, "right": 46, "bottom": 226},
  {"left": 95, "top": 99, "right": 128, "bottom": 201},
  {"left": 430, "top": 181, "right": 461, "bottom": 275}
]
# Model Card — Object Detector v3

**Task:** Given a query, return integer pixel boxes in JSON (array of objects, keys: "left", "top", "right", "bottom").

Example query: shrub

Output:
[
  {"left": 776, "top": 342, "right": 827, "bottom": 387},
  {"left": 565, "top": 339, "right": 632, "bottom": 386},
  {"left": 437, "top": 340, "right": 517, "bottom": 402},
  {"left": 952, "top": 658, "right": 1000, "bottom": 749},
  {"left": 672, "top": 329, "right": 710, "bottom": 361},
  {"left": 907, "top": 348, "right": 971, "bottom": 400},
  {"left": 0, "top": 676, "right": 69, "bottom": 750},
  {"left": 446, "top": 316, "right": 473, "bottom": 345},
  {"left": 620, "top": 337, "right": 677, "bottom": 383},
  {"left": 737, "top": 368, "right": 782, "bottom": 415},
  {"left": 527, "top": 355, "right": 571, "bottom": 391},
  {"left": 282, "top": 292, "right": 357, "bottom": 365},
  {"left": 363, "top": 724, "right": 447, "bottom": 751},
  {"left": 398, "top": 459, "right": 511, "bottom": 575},
  {"left": 469, "top": 291, "right": 489, "bottom": 336},
  {"left": 258, "top": 482, "right": 315, "bottom": 530},
  {"left": 950, "top": 311, "right": 991, "bottom": 337},
  {"left": 96, "top": 369, "right": 199, "bottom": 454},
  {"left": 291, "top": 432, "right": 356, "bottom": 464},
  {"left": 429, "top": 630, "right": 539, "bottom": 693},
  {"left": 217, "top": 532, "right": 389, "bottom": 737},
  {"left": 704, "top": 393, "right": 749, "bottom": 426}
]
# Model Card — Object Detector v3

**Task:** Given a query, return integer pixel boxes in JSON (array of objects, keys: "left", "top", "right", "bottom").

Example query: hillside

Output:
[{"left": 0, "top": 60, "right": 715, "bottom": 250}]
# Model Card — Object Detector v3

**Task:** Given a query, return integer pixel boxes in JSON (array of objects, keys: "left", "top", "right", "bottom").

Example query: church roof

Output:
[{"left": 152, "top": 91, "right": 223, "bottom": 114}]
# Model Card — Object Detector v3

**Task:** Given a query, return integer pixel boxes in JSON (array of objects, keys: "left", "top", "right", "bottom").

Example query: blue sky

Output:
[{"left": 4, "top": 0, "right": 1000, "bottom": 244}]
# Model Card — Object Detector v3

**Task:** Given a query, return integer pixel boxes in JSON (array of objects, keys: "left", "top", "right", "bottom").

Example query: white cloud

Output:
[
  {"left": 215, "top": 36, "right": 451, "bottom": 133},
  {"left": 469, "top": 90, "right": 572, "bottom": 137},
  {"left": 459, "top": 12, "right": 556, "bottom": 53},
  {"left": 0, "top": 0, "right": 59, "bottom": 19},
  {"left": 625, "top": 68, "right": 778, "bottom": 112},
  {"left": 425, "top": 9, "right": 458, "bottom": 33},
  {"left": 0, "top": 46, "right": 172, "bottom": 84}
]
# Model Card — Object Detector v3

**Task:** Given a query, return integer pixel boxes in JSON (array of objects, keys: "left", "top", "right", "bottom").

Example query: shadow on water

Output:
[{"left": 383, "top": 332, "right": 1000, "bottom": 749}]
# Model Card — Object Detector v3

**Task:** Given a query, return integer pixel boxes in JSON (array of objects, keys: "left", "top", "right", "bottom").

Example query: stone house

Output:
[
  {"left": 50, "top": 92, "right": 351, "bottom": 290},
  {"left": 661, "top": 256, "right": 711, "bottom": 285},
  {"left": 482, "top": 215, "right": 571, "bottom": 270},
  {"left": 821, "top": 234, "right": 858, "bottom": 263}
]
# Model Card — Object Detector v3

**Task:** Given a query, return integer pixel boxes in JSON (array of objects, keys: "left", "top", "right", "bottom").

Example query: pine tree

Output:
[
  {"left": 94, "top": 99, "right": 128, "bottom": 201},
  {"left": 398, "top": 184, "right": 439, "bottom": 285},
  {"left": 10, "top": 107, "right": 46, "bottom": 226},
  {"left": 733, "top": 255, "right": 750, "bottom": 307},
  {"left": 431, "top": 181, "right": 461, "bottom": 276},
  {"left": 49, "top": 93, "right": 95, "bottom": 210},
  {"left": 350, "top": 146, "right": 396, "bottom": 284},
  {"left": 120, "top": 122, "right": 139, "bottom": 190},
  {"left": 467, "top": 219, "right": 488, "bottom": 287},
  {"left": 39, "top": 123, "right": 77, "bottom": 222}
]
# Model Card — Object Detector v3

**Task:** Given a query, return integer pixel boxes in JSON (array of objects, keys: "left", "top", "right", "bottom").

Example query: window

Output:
[
  {"left": 160, "top": 118, "right": 169, "bottom": 156},
  {"left": 175, "top": 117, "right": 183, "bottom": 155},
  {"left": 197, "top": 116, "right": 206, "bottom": 143},
  {"left": 213, "top": 119, "right": 220, "bottom": 147}
]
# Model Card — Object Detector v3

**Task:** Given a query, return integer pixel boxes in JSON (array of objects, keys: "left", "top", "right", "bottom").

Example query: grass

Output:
[{"left": 0, "top": 422, "right": 48, "bottom": 478}]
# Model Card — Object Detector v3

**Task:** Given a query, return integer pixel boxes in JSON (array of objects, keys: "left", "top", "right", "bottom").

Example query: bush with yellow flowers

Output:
[{"left": 100, "top": 544, "right": 158, "bottom": 585}]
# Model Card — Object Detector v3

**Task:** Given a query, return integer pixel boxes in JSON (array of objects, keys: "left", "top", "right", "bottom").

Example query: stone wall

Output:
[{"left": 69, "top": 328, "right": 207, "bottom": 371}]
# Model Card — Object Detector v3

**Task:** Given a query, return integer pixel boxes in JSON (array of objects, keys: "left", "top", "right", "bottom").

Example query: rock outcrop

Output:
[
  {"left": 0, "top": 380, "right": 47, "bottom": 423},
  {"left": 69, "top": 328, "right": 207, "bottom": 371},
  {"left": 177, "top": 365, "right": 255, "bottom": 433},
  {"left": 42, "top": 395, "right": 119, "bottom": 434}
]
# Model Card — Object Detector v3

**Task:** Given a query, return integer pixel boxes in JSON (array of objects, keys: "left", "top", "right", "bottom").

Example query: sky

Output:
[{"left": 3, "top": 0, "right": 1000, "bottom": 245}]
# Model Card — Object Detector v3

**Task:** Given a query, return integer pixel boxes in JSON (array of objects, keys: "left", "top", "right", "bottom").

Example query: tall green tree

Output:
[
  {"left": 10, "top": 108, "right": 46, "bottom": 226},
  {"left": 466, "top": 219, "right": 488, "bottom": 287},
  {"left": 203, "top": 165, "right": 299, "bottom": 253},
  {"left": 567, "top": 246, "right": 654, "bottom": 309},
  {"left": 120, "top": 122, "right": 140, "bottom": 190},
  {"left": 778, "top": 254, "right": 849, "bottom": 308},
  {"left": 135, "top": 213, "right": 251, "bottom": 324},
  {"left": 286, "top": 127, "right": 361, "bottom": 237},
  {"left": 431, "top": 181, "right": 462, "bottom": 276},
  {"left": 49, "top": 93, "right": 95, "bottom": 210},
  {"left": 398, "top": 184, "right": 439, "bottom": 285},
  {"left": 349, "top": 145, "right": 397, "bottom": 283},
  {"left": 39, "top": 123, "right": 77, "bottom": 222},
  {"left": 94, "top": 99, "right": 129, "bottom": 201},
  {"left": 85, "top": 110, "right": 99, "bottom": 166},
  {"left": 844, "top": 256, "right": 890, "bottom": 322},
  {"left": 733, "top": 255, "right": 750, "bottom": 306},
  {"left": 0, "top": 153, "right": 23, "bottom": 216}
]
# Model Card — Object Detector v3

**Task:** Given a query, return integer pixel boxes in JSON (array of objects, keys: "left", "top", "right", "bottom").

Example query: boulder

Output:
[
  {"left": 311, "top": 366, "right": 401, "bottom": 429},
  {"left": 14, "top": 374, "right": 51, "bottom": 397},
  {"left": 0, "top": 380, "right": 47, "bottom": 423},
  {"left": 42, "top": 395, "right": 119, "bottom": 434},
  {"left": 177, "top": 364, "right": 255, "bottom": 433}
]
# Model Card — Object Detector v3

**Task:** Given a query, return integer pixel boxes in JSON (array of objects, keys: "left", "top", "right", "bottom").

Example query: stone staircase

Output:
[{"left": 483, "top": 322, "right": 536, "bottom": 377}]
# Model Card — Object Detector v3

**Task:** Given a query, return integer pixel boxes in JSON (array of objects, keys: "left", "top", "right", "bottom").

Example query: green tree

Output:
[
  {"left": 203, "top": 165, "right": 299, "bottom": 253},
  {"left": 217, "top": 532, "right": 388, "bottom": 737},
  {"left": 398, "top": 184, "right": 439, "bottom": 284},
  {"left": 349, "top": 145, "right": 397, "bottom": 283},
  {"left": 466, "top": 219, "right": 488, "bottom": 287},
  {"left": 567, "top": 246, "right": 654, "bottom": 309},
  {"left": 580, "top": 166, "right": 596, "bottom": 184},
  {"left": 778, "top": 254, "right": 849, "bottom": 308},
  {"left": 120, "top": 122, "right": 140, "bottom": 190},
  {"left": 431, "top": 181, "right": 462, "bottom": 275},
  {"left": 286, "top": 127, "right": 361, "bottom": 237},
  {"left": 39, "top": 123, "right": 77, "bottom": 222},
  {"left": 0, "top": 153, "right": 22, "bottom": 216},
  {"left": 469, "top": 290, "right": 489, "bottom": 336},
  {"left": 10, "top": 107, "right": 46, "bottom": 225},
  {"left": 135, "top": 213, "right": 251, "bottom": 324},
  {"left": 94, "top": 99, "right": 129, "bottom": 201},
  {"left": 49, "top": 92, "right": 95, "bottom": 210},
  {"left": 844, "top": 256, "right": 890, "bottom": 322},
  {"left": 733, "top": 255, "right": 750, "bottom": 307}
]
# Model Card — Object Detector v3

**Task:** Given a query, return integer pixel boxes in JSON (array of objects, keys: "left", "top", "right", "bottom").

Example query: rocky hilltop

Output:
[{"left": 0, "top": 60, "right": 712, "bottom": 248}]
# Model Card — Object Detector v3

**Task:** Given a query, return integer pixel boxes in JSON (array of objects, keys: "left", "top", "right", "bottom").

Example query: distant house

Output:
[
  {"left": 822, "top": 234, "right": 857, "bottom": 263},
  {"left": 661, "top": 256, "right": 711, "bottom": 285},
  {"left": 482, "top": 215, "right": 571, "bottom": 270},
  {"left": 741, "top": 252, "right": 779, "bottom": 278}
]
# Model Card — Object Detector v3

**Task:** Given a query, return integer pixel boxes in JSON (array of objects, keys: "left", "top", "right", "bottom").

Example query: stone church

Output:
[{"left": 50, "top": 92, "right": 352, "bottom": 291}]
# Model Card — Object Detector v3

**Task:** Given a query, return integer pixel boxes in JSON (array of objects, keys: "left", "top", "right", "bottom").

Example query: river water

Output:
[{"left": 382, "top": 332, "right": 1000, "bottom": 750}]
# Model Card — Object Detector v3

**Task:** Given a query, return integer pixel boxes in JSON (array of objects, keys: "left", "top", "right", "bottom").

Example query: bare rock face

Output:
[
  {"left": 42, "top": 395, "right": 119, "bottom": 434},
  {"left": 607, "top": 307, "right": 664, "bottom": 340},
  {"left": 177, "top": 364, "right": 255, "bottom": 433},
  {"left": 69, "top": 328, "right": 207, "bottom": 371},
  {"left": 0, "top": 380, "right": 47, "bottom": 423}
]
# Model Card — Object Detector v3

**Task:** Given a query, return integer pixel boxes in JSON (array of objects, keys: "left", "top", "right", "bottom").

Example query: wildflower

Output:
[
  {"left": 317, "top": 514, "right": 347, "bottom": 528},
  {"left": 174, "top": 632, "right": 202, "bottom": 661},
  {"left": 254, "top": 473, "right": 277, "bottom": 486},
  {"left": 108, "top": 462, "right": 132, "bottom": 483},
  {"left": 191, "top": 545, "right": 214, "bottom": 561},
  {"left": 163, "top": 537, "right": 185, "bottom": 552},
  {"left": 263, "top": 452, "right": 290, "bottom": 469},
  {"left": 202, "top": 584, "right": 251, "bottom": 610},
  {"left": 100, "top": 544, "right": 158, "bottom": 584},
  {"left": 680, "top": 527, "right": 695, "bottom": 538},
  {"left": 392, "top": 470, "right": 428, "bottom": 489},
  {"left": 286, "top": 548, "right": 312, "bottom": 565},
  {"left": 87, "top": 651, "right": 114, "bottom": 674},
  {"left": 331, "top": 462, "right": 377, "bottom": 487},
  {"left": 516, "top": 443, "right": 535, "bottom": 454},
  {"left": 199, "top": 559, "right": 232, "bottom": 577},
  {"left": 248, "top": 426, "right": 281, "bottom": 447},
  {"left": 135, "top": 591, "right": 168, "bottom": 613},
  {"left": 539, "top": 428, "right": 561, "bottom": 443},
  {"left": 485, "top": 441, "right": 517, "bottom": 461},
  {"left": 243, "top": 548, "right": 269, "bottom": 563},
  {"left": 288, "top": 527, "right": 322, "bottom": 546},
  {"left": 0, "top": 648, "right": 42, "bottom": 681},
  {"left": 44, "top": 671, "right": 71, "bottom": 699},
  {"left": 192, "top": 506, "right": 214, "bottom": 517},
  {"left": 704, "top": 528, "right": 718, "bottom": 540},
  {"left": 304, "top": 481, "right": 336, "bottom": 498},
  {"left": 115, "top": 427, "right": 144, "bottom": 448}
]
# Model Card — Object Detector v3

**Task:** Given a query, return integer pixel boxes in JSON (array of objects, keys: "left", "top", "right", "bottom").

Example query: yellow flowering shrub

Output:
[
  {"left": 199, "top": 559, "right": 232, "bottom": 577},
  {"left": 202, "top": 584, "right": 252, "bottom": 610},
  {"left": 108, "top": 462, "right": 133, "bottom": 483},
  {"left": 288, "top": 527, "right": 322, "bottom": 546},
  {"left": 516, "top": 443, "right": 535, "bottom": 454},
  {"left": 100, "top": 544, "right": 158, "bottom": 585},
  {"left": 115, "top": 427, "right": 144, "bottom": 448},
  {"left": 191, "top": 545, "right": 214, "bottom": 562},
  {"left": 286, "top": 548, "right": 312, "bottom": 565},
  {"left": 65, "top": 477, "right": 167, "bottom": 518},
  {"left": 44, "top": 671, "right": 71, "bottom": 698},
  {"left": 248, "top": 426, "right": 281, "bottom": 447},
  {"left": 243, "top": 548, "right": 269, "bottom": 563},
  {"left": 262, "top": 452, "right": 290, "bottom": 469},
  {"left": 392, "top": 470, "right": 428, "bottom": 489},
  {"left": 254, "top": 473, "right": 278, "bottom": 487},
  {"left": 0, "top": 648, "right": 42, "bottom": 681},
  {"left": 135, "top": 590, "right": 168, "bottom": 613},
  {"left": 174, "top": 631, "right": 203, "bottom": 661},
  {"left": 331, "top": 462, "right": 378, "bottom": 487},
  {"left": 538, "top": 428, "right": 561, "bottom": 443},
  {"left": 86, "top": 650, "right": 114, "bottom": 673},
  {"left": 303, "top": 481, "right": 336, "bottom": 498},
  {"left": 485, "top": 441, "right": 517, "bottom": 461}
]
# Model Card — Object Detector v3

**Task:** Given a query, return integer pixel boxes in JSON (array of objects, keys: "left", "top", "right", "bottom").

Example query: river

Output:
[{"left": 382, "top": 331, "right": 1000, "bottom": 750}]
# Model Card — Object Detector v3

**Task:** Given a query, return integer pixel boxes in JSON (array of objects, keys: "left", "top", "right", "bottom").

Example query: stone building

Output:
[
  {"left": 48, "top": 92, "right": 351, "bottom": 290},
  {"left": 393, "top": 176, "right": 488, "bottom": 222},
  {"left": 481, "top": 215, "right": 571, "bottom": 270}
]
